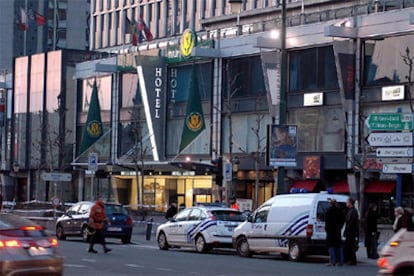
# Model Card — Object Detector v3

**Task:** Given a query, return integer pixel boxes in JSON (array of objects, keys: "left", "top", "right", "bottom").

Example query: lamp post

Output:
[
  {"left": 12, "top": 162, "right": 20, "bottom": 202},
  {"left": 229, "top": 0, "right": 243, "bottom": 35},
  {"left": 106, "top": 161, "right": 113, "bottom": 201},
  {"left": 232, "top": 157, "right": 240, "bottom": 198},
  {"left": 277, "top": 0, "right": 287, "bottom": 195}
]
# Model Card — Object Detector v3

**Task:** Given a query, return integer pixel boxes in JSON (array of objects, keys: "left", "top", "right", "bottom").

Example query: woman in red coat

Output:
[{"left": 88, "top": 198, "right": 112, "bottom": 253}]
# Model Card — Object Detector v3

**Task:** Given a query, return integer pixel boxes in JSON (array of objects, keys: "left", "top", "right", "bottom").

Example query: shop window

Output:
[
  {"left": 289, "top": 107, "right": 345, "bottom": 152},
  {"left": 363, "top": 35, "right": 414, "bottom": 86},
  {"left": 289, "top": 46, "right": 338, "bottom": 92}
]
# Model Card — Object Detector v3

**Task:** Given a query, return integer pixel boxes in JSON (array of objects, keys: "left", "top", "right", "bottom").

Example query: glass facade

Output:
[
  {"left": 289, "top": 46, "right": 339, "bottom": 92},
  {"left": 363, "top": 34, "right": 414, "bottom": 86},
  {"left": 13, "top": 57, "right": 29, "bottom": 164}
]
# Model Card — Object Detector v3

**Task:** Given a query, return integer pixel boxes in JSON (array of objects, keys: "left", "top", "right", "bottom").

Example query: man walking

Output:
[{"left": 344, "top": 197, "right": 359, "bottom": 265}]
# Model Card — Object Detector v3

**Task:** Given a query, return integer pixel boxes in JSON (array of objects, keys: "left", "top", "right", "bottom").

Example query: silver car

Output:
[
  {"left": 0, "top": 213, "right": 63, "bottom": 275},
  {"left": 378, "top": 228, "right": 414, "bottom": 275}
]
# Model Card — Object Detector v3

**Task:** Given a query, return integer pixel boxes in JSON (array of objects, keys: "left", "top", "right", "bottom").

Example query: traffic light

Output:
[{"left": 212, "top": 157, "right": 223, "bottom": 186}]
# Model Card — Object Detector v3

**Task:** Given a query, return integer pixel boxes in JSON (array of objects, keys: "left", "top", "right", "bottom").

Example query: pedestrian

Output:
[
  {"left": 325, "top": 198, "right": 345, "bottom": 266},
  {"left": 393, "top": 206, "right": 409, "bottom": 233},
  {"left": 165, "top": 199, "right": 177, "bottom": 220},
  {"left": 343, "top": 197, "right": 359, "bottom": 265},
  {"left": 230, "top": 196, "right": 240, "bottom": 210},
  {"left": 365, "top": 203, "right": 379, "bottom": 259},
  {"left": 88, "top": 197, "right": 112, "bottom": 254}
]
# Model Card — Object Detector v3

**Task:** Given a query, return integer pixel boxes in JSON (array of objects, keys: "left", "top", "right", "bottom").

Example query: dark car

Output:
[
  {"left": 0, "top": 213, "right": 63, "bottom": 275},
  {"left": 55, "top": 201, "right": 133, "bottom": 244}
]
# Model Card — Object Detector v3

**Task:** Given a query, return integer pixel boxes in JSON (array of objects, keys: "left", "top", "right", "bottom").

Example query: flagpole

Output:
[{"left": 24, "top": 0, "right": 28, "bottom": 55}]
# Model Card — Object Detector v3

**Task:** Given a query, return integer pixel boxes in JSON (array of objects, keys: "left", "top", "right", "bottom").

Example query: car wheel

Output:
[
  {"left": 82, "top": 226, "right": 91, "bottom": 242},
  {"left": 121, "top": 236, "right": 131, "bottom": 244},
  {"left": 288, "top": 241, "right": 302, "bottom": 262},
  {"left": 195, "top": 234, "right": 209, "bottom": 253},
  {"left": 56, "top": 224, "right": 66, "bottom": 240},
  {"left": 157, "top": 232, "right": 169, "bottom": 250},
  {"left": 236, "top": 236, "right": 252, "bottom": 258}
]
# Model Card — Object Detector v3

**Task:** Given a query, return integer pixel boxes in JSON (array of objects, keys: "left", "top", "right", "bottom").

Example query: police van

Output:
[{"left": 232, "top": 192, "right": 349, "bottom": 261}]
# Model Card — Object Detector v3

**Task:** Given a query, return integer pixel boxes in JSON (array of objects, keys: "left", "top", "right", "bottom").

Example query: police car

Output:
[{"left": 156, "top": 206, "right": 245, "bottom": 253}]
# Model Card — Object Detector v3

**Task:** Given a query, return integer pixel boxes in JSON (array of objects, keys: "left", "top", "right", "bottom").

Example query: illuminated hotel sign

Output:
[
  {"left": 382, "top": 85, "right": 404, "bottom": 101},
  {"left": 136, "top": 55, "right": 166, "bottom": 161},
  {"left": 304, "top": 92, "right": 323, "bottom": 106}
]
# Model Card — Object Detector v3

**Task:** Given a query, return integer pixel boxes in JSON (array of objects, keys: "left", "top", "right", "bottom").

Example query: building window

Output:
[
  {"left": 289, "top": 46, "right": 338, "bottom": 93},
  {"left": 289, "top": 107, "right": 345, "bottom": 152},
  {"left": 363, "top": 34, "right": 414, "bottom": 86},
  {"left": 225, "top": 56, "right": 266, "bottom": 98}
]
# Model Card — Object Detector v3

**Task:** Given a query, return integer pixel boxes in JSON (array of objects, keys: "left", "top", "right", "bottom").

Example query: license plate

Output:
[
  {"left": 28, "top": 247, "right": 51, "bottom": 256},
  {"left": 107, "top": 227, "right": 122, "bottom": 232}
]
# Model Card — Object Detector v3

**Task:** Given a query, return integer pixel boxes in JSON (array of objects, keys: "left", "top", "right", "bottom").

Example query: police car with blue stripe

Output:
[{"left": 232, "top": 192, "right": 349, "bottom": 261}]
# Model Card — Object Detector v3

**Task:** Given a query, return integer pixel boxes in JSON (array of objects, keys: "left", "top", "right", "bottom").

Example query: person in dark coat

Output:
[
  {"left": 165, "top": 200, "right": 177, "bottom": 220},
  {"left": 344, "top": 197, "right": 359, "bottom": 265},
  {"left": 325, "top": 198, "right": 345, "bottom": 266},
  {"left": 393, "top": 207, "right": 409, "bottom": 233},
  {"left": 365, "top": 203, "right": 379, "bottom": 259}
]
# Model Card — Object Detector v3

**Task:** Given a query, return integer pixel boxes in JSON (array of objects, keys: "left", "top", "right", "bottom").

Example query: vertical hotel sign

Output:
[{"left": 136, "top": 55, "right": 166, "bottom": 161}]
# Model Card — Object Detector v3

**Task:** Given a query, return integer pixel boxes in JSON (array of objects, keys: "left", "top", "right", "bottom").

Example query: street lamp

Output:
[
  {"left": 106, "top": 161, "right": 113, "bottom": 201},
  {"left": 229, "top": 0, "right": 243, "bottom": 35},
  {"left": 232, "top": 157, "right": 240, "bottom": 198}
]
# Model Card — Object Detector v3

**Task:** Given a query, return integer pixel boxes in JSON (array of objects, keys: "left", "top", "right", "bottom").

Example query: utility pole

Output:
[{"left": 277, "top": 0, "right": 287, "bottom": 194}]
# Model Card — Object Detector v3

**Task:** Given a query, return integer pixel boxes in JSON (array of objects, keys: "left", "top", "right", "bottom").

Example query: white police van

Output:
[{"left": 232, "top": 192, "right": 349, "bottom": 261}]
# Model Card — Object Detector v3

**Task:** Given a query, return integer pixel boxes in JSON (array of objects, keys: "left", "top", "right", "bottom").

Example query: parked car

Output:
[
  {"left": 378, "top": 227, "right": 414, "bottom": 275},
  {"left": 232, "top": 193, "right": 349, "bottom": 261},
  {"left": 55, "top": 201, "right": 133, "bottom": 244},
  {"left": 0, "top": 213, "right": 63, "bottom": 275},
  {"left": 156, "top": 206, "right": 245, "bottom": 253}
]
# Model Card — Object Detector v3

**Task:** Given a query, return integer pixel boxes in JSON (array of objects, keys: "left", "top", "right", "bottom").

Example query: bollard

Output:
[{"left": 146, "top": 217, "right": 153, "bottom": 241}]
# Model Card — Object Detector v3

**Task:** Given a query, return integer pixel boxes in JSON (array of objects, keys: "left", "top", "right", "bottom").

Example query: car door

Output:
[
  {"left": 61, "top": 204, "right": 81, "bottom": 234},
  {"left": 247, "top": 204, "right": 271, "bottom": 251},
  {"left": 178, "top": 208, "right": 203, "bottom": 245},
  {"left": 72, "top": 203, "right": 91, "bottom": 233},
  {"left": 167, "top": 208, "right": 192, "bottom": 244}
]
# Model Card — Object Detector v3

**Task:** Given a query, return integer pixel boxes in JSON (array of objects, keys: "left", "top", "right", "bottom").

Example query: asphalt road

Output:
[{"left": 58, "top": 233, "right": 379, "bottom": 276}]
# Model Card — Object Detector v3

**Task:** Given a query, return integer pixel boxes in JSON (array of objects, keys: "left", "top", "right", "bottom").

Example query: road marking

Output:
[
  {"left": 155, "top": 267, "right": 173, "bottom": 272},
  {"left": 82, "top": 258, "right": 97, "bottom": 263},
  {"left": 64, "top": 264, "right": 87, "bottom": 268},
  {"left": 125, "top": 264, "right": 145, "bottom": 268}
]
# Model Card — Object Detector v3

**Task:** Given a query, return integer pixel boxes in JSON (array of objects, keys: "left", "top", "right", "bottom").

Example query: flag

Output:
[
  {"left": 125, "top": 17, "right": 138, "bottom": 46},
  {"left": 138, "top": 15, "right": 153, "bottom": 42},
  {"left": 179, "top": 65, "right": 206, "bottom": 152},
  {"left": 28, "top": 9, "right": 46, "bottom": 26},
  {"left": 19, "top": 8, "right": 28, "bottom": 31},
  {"left": 79, "top": 80, "right": 103, "bottom": 154}
]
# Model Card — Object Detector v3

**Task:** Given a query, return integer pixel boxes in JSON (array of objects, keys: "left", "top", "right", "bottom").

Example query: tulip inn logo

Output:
[
  {"left": 186, "top": 112, "right": 204, "bottom": 132},
  {"left": 86, "top": 120, "right": 102, "bottom": 137}
]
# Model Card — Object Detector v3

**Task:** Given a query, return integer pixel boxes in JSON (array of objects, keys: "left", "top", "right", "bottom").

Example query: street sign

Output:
[
  {"left": 382, "top": 164, "right": 412, "bottom": 174},
  {"left": 377, "top": 157, "right": 413, "bottom": 164},
  {"left": 376, "top": 147, "right": 414, "bottom": 157},
  {"left": 88, "top": 152, "right": 98, "bottom": 172},
  {"left": 365, "top": 113, "right": 413, "bottom": 131},
  {"left": 41, "top": 172, "right": 72, "bottom": 182},
  {"left": 367, "top": 132, "right": 413, "bottom": 147}
]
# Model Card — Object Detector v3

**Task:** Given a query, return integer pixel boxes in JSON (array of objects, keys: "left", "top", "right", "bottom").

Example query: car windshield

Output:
[
  {"left": 211, "top": 210, "right": 245, "bottom": 222},
  {"left": 105, "top": 204, "right": 127, "bottom": 215}
]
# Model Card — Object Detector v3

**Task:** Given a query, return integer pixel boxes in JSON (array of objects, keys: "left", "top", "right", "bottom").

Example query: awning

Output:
[
  {"left": 364, "top": 181, "right": 396, "bottom": 194},
  {"left": 333, "top": 180, "right": 349, "bottom": 193},
  {"left": 290, "top": 180, "right": 318, "bottom": 192}
]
